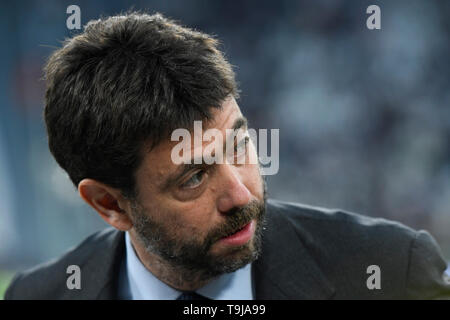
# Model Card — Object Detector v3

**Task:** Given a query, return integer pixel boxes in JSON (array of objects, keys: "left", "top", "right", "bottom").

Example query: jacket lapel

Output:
[{"left": 252, "top": 201, "right": 336, "bottom": 299}]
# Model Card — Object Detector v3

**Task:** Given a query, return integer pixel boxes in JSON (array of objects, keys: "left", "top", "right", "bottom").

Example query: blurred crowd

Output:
[{"left": 0, "top": 0, "right": 449, "bottom": 271}]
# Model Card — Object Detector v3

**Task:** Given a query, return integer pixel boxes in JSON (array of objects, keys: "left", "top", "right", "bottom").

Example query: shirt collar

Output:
[{"left": 125, "top": 231, "right": 254, "bottom": 300}]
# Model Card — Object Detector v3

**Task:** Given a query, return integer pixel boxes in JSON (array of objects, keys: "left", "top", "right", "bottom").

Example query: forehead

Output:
[{"left": 136, "top": 97, "right": 243, "bottom": 190}]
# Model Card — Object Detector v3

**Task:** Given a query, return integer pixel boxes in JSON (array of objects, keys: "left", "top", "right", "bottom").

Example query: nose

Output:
[{"left": 216, "top": 164, "right": 252, "bottom": 214}]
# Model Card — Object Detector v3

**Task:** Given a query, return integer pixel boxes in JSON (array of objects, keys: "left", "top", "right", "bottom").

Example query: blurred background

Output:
[{"left": 0, "top": 0, "right": 449, "bottom": 298}]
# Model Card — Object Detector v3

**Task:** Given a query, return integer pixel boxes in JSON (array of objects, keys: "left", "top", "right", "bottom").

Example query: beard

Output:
[{"left": 130, "top": 182, "right": 267, "bottom": 282}]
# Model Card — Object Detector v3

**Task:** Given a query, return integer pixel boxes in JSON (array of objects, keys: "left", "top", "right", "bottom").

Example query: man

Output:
[{"left": 5, "top": 12, "right": 450, "bottom": 300}]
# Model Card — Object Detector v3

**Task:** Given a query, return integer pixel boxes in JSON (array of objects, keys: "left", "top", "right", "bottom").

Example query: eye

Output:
[{"left": 180, "top": 170, "right": 207, "bottom": 189}]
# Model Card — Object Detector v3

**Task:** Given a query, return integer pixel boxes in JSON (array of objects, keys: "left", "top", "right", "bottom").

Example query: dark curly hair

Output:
[{"left": 44, "top": 12, "right": 239, "bottom": 198}]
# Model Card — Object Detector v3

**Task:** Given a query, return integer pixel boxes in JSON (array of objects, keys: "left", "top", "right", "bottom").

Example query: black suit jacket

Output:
[{"left": 5, "top": 199, "right": 450, "bottom": 299}]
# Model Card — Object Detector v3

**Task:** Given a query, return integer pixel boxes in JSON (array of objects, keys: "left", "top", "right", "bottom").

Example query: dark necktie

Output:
[{"left": 177, "top": 291, "right": 211, "bottom": 300}]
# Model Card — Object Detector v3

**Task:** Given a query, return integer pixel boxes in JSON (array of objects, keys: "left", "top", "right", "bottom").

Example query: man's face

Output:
[{"left": 129, "top": 97, "right": 266, "bottom": 278}]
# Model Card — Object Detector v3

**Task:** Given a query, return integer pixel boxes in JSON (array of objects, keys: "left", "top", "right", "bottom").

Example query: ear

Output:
[{"left": 78, "top": 178, "right": 133, "bottom": 231}]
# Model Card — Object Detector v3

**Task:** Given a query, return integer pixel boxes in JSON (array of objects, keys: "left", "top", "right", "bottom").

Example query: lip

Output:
[{"left": 218, "top": 220, "right": 255, "bottom": 246}]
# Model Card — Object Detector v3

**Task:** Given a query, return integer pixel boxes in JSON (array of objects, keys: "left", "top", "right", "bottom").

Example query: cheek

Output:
[
  {"left": 162, "top": 200, "right": 217, "bottom": 237},
  {"left": 245, "top": 165, "right": 264, "bottom": 199},
  {"left": 244, "top": 144, "right": 264, "bottom": 199}
]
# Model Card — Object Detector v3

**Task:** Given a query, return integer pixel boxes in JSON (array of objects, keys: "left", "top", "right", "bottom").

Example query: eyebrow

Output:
[
  {"left": 232, "top": 116, "right": 248, "bottom": 132},
  {"left": 161, "top": 116, "right": 248, "bottom": 191}
]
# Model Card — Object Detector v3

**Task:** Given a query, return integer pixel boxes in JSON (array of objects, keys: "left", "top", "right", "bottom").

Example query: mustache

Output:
[{"left": 207, "top": 200, "right": 265, "bottom": 244}]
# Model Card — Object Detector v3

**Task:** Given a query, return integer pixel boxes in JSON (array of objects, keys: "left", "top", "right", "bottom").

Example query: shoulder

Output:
[
  {"left": 266, "top": 198, "right": 421, "bottom": 258},
  {"left": 5, "top": 228, "right": 122, "bottom": 300},
  {"left": 265, "top": 199, "right": 441, "bottom": 298},
  {"left": 265, "top": 199, "right": 450, "bottom": 299},
  {"left": 266, "top": 198, "right": 418, "bottom": 243}
]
